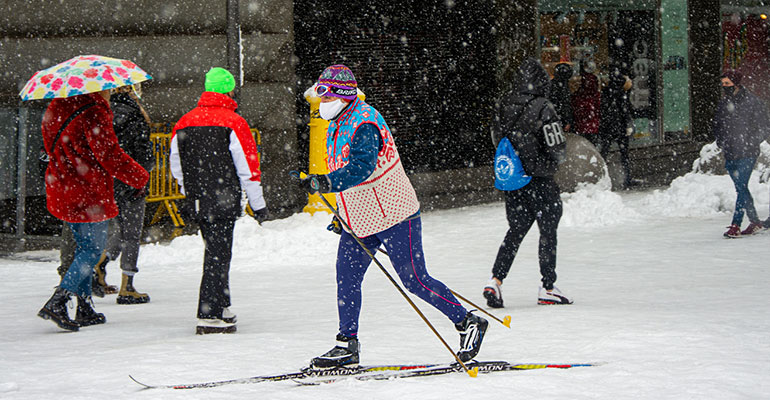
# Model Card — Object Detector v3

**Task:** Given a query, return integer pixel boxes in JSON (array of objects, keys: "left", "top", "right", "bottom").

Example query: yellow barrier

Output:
[{"left": 146, "top": 123, "right": 261, "bottom": 227}]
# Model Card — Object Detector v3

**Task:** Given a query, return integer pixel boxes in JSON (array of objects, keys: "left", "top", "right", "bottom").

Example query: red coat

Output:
[
  {"left": 42, "top": 92, "right": 149, "bottom": 223},
  {"left": 571, "top": 73, "right": 601, "bottom": 135}
]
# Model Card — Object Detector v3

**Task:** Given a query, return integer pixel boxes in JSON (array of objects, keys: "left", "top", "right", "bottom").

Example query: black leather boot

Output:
[
  {"left": 75, "top": 296, "right": 106, "bottom": 327},
  {"left": 38, "top": 287, "right": 79, "bottom": 331}
]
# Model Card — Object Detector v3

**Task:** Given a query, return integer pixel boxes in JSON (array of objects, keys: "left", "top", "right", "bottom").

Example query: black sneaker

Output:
[
  {"left": 456, "top": 311, "right": 488, "bottom": 362},
  {"left": 310, "top": 334, "right": 360, "bottom": 369},
  {"left": 483, "top": 279, "right": 504, "bottom": 308}
]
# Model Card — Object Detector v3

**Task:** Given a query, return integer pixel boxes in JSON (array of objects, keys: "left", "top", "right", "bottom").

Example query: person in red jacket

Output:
[
  {"left": 37, "top": 90, "right": 150, "bottom": 331},
  {"left": 571, "top": 70, "right": 601, "bottom": 148},
  {"left": 170, "top": 67, "right": 267, "bottom": 334}
]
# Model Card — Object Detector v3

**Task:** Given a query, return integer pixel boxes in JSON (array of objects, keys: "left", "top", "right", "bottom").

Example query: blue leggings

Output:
[
  {"left": 59, "top": 221, "right": 109, "bottom": 298},
  {"left": 726, "top": 158, "right": 759, "bottom": 226},
  {"left": 335, "top": 217, "right": 467, "bottom": 337}
]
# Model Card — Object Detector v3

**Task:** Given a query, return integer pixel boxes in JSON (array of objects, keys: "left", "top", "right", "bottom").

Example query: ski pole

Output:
[
  {"left": 373, "top": 247, "right": 511, "bottom": 328},
  {"left": 308, "top": 185, "right": 478, "bottom": 377}
]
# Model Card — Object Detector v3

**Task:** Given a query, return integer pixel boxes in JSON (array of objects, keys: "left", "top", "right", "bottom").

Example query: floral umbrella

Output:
[{"left": 19, "top": 55, "right": 152, "bottom": 101}]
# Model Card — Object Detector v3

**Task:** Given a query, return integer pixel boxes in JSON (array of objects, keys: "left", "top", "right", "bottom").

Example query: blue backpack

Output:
[{"left": 494, "top": 136, "right": 531, "bottom": 191}]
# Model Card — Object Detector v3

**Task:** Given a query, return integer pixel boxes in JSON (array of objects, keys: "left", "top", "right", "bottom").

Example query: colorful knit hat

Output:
[
  {"left": 316, "top": 64, "right": 358, "bottom": 100},
  {"left": 205, "top": 67, "right": 236, "bottom": 94}
]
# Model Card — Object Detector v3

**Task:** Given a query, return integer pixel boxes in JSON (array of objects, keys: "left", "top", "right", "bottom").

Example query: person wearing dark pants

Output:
[
  {"left": 91, "top": 84, "right": 155, "bottom": 303},
  {"left": 483, "top": 58, "right": 571, "bottom": 308},
  {"left": 197, "top": 218, "right": 235, "bottom": 323},
  {"left": 491, "top": 178, "right": 562, "bottom": 291},
  {"left": 170, "top": 67, "right": 268, "bottom": 334}
]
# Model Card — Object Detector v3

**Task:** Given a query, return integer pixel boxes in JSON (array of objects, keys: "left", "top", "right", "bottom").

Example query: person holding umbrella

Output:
[{"left": 22, "top": 55, "right": 152, "bottom": 331}]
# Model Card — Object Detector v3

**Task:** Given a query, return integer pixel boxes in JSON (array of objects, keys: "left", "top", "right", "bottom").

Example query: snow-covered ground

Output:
[{"left": 1, "top": 170, "right": 769, "bottom": 399}]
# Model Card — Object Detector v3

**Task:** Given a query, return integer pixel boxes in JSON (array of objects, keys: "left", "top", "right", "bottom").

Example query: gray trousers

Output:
[{"left": 104, "top": 194, "right": 147, "bottom": 275}]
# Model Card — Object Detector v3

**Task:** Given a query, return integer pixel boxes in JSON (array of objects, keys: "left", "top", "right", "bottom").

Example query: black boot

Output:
[
  {"left": 456, "top": 311, "right": 488, "bottom": 362},
  {"left": 38, "top": 287, "right": 79, "bottom": 331},
  {"left": 310, "top": 333, "right": 360, "bottom": 369},
  {"left": 75, "top": 296, "right": 106, "bottom": 327}
]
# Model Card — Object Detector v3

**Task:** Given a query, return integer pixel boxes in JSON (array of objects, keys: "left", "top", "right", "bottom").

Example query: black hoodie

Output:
[
  {"left": 549, "top": 63, "right": 574, "bottom": 127},
  {"left": 492, "top": 58, "right": 566, "bottom": 178}
]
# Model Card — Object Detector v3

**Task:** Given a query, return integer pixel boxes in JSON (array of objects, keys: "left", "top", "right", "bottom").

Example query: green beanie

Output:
[{"left": 205, "top": 67, "right": 236, "bottom": 94}]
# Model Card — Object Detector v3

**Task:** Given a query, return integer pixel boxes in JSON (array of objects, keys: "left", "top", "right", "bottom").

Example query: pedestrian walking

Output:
[
  {"left": 37, "top": 89, "right": 150, "bottom": 331},
  {"left": 549, "top": 62, "right": 574, "bottom": 132},
  {"left": 90, "top": 83, "right": 155, "bottom": 304},
  {"left": 571, "top": 69, "right": 601, "bottom": 147},
  {"left": 483, "top": 58, "right": 571, "bottom": 308},
  {"left": 714, "top": 70, "right": 769, "bottom": 237},
  {"left": 296, "top": 64, "right": 487, "bottom": 369},
  {"left": 598, "top": 68, "right": 634, "bottom": 188},
  {"left": 170, "top": 67, "right": 268, "bottom": 334}
]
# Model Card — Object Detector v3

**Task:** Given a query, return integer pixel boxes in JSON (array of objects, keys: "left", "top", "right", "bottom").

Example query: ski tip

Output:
[
  {"left": 467, "top": 367, "right": 479, "bottom": 378},
  {"left": 128, "top": 375, "right": 152, "bottom": 389},
  {"left": 503, "top": 315, "right": 511, "bottom": 328}
]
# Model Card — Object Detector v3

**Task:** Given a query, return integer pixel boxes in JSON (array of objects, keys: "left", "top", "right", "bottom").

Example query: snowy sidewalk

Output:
[{"left": 1, "top": 172, "right": 769, "bottom": 399}]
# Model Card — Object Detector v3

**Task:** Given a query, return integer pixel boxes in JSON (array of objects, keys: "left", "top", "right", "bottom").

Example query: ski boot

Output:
[
  {"left": 92, "top": 254, "right": 118, "bottom": 297},
  {"left": 37, "top": 287, "right": 79, "bottom": 331},
  {"left": 75, "top": 296, "right": 106, "bottom": 327},
  {"left": 117, "top": 274, "right": 150, "bottom": 305},
  {"left": 310, "top": 333, "right": 360, "bottom": 369},
  {"left": 456, "top": 311, "right": 488, "bottom": 362}
]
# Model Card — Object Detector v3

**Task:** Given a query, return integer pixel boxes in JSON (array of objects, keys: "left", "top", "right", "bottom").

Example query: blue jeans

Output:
[
  {"left": 335, "top": 217, "right": 467, "bottom": 337},
  {"left": 59, "top": 221, "right": 109, "bottom": 298},
  {"left": 725, "top": 158, "right": 759, "bottom": 226}
]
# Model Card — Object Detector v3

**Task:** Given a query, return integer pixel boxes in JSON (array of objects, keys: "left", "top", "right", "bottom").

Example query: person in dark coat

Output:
[
  {"left": 483, "top": 58, "right": 572, "bottom": 308},
  {"left": 89, "top": 83, "right": 156, "bottom": 304},
  {"left": 714, "top": 70, "right": 769, "bottom": 237},
  {"left": 170, "top": 67, "right": 268, "bottom": 334},
  {"left": 549, "top": 62, "right": 574, "bottom": 132},
  {"left": 38, "top": 90, "right": 150, "bottom": 331},
  {"left": 571, "top": 71, "right": 601, "bottom": 147},
  {"left": 598, "top": 68, "right": 634, "bottom": 188}
]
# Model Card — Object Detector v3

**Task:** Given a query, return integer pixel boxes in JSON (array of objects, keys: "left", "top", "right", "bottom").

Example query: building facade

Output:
[{"left": 0, "top": 0, "right": 739, "bottom": 247}]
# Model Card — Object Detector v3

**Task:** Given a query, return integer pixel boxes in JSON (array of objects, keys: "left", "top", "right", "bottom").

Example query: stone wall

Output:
[{"left": 0, "top": 0, "right": 301, "bottom": 216}]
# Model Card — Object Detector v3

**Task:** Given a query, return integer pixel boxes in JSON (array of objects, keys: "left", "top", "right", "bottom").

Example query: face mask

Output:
[
  {"left": 319, "top": 99, "right": 347, "bottom": 120},
  {"left": 722, "top": 86, "right": 735, "bottom": 97}
]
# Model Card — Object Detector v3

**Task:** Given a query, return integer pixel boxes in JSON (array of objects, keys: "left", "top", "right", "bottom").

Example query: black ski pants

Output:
[
  {"left": 492, "top": 177, "right": 562, "bottom": 290},
  {"left": 197, "top": 217, "right": 235, "bottom": 320}
]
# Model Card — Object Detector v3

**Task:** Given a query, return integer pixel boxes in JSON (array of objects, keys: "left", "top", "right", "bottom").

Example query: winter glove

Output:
[
  {"left": 252, "top": 207, "right": 269, "bottom": 224},
  {"left": 327, "top": 216, "right": 342, "bottom": 235},
  {"left": 291, "top": 171, "right": 331, "bottom": 194}
]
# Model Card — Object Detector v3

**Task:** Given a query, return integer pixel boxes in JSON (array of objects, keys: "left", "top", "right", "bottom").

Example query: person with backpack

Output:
[
  {"left": 295, "top": 64, "right": 488, "bottom": 369},
  {"left": 483, "top": 58, "right": 571, "bottom": 308}
]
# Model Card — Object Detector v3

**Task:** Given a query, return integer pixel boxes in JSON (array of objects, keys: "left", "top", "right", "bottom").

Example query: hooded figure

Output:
[
  {"left": 483, "top": 58, "right": 572, "bottom": 309},
  {"left": 549, "top": 62, "right": 574, "bottom": 131},
  {"left": 598, "top": 68, "right": 634, "bottom": 188}
]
